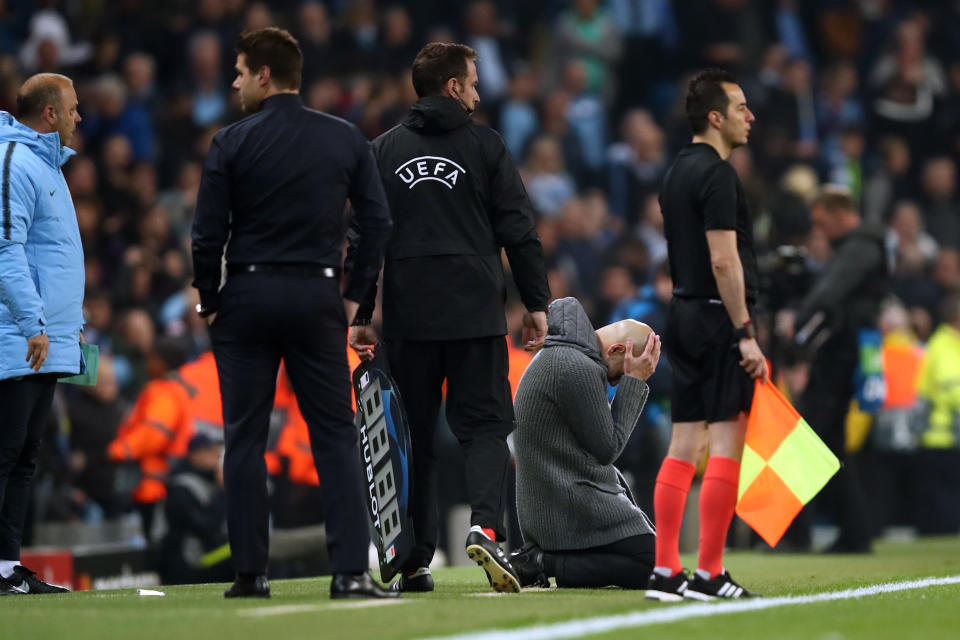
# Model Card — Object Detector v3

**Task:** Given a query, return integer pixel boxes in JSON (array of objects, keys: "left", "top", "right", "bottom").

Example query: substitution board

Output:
[{"left": 353, "top": 363, "right": 415, "bottom": 583}]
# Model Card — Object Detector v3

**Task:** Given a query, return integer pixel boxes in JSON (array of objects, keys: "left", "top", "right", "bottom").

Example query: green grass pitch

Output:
[{"left": 3, "top": 537, "right": 959, "bottom": 640}]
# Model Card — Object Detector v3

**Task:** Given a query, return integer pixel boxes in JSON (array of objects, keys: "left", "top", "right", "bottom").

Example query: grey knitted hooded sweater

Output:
[{"left": 514, "top": 297, "right": 655, "bottom": 551}]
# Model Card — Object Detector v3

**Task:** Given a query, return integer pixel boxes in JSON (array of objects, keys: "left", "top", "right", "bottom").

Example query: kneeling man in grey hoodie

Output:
[{"left": 512, "top": 296, "right": 661, "bottom": 589}]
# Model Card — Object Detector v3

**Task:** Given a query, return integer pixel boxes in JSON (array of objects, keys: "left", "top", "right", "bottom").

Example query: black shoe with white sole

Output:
[
  {"left": 7, "top": 565, "right": 69, "bottom": 594},
  {"left": 644, "top": 570, "right": 689, "bottom": 602},
  {"left": 465, "top": 529, "right": 520, "bottom": 593},
  {"left": 391, "top": 567, "right": 434, "bottom": 592},
  {"left": 684, "top": 571, "right": 756, "bottom": 600},
  {"left": 0, "top": 575, "right": 26, "bottom": 595}
]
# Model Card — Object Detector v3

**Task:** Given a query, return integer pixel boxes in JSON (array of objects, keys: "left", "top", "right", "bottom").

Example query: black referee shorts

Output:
[{"left": 665, "top": 297, "right": 753, "bottom": 423}]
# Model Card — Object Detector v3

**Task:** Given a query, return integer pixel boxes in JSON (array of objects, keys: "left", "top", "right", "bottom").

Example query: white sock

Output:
[
  {"left": 695, "top": 568, "right": 717, "bottom": 580},
  {"left": 0, "top": 560, "right": 18, "bottom": 578},
  {"left": 653, "top": 566, "right": 675, "bottom": 578}
]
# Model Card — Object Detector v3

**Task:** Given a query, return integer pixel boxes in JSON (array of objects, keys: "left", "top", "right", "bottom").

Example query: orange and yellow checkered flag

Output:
[{"left": 736, "top": 379, "right": 840, "bottom": 547}]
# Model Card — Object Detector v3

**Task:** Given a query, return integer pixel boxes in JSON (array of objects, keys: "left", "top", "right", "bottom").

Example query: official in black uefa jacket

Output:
[{"left": 349, "top": 42, "right": 550, "bottom": 594}]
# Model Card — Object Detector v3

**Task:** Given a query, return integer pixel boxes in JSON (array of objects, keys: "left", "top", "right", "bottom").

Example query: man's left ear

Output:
[
  {"left": 258, "top": 66, "right": 271, "bottom": 87},
  {"left": 609, "top": 343, "right": 625, "bottom": 356}
]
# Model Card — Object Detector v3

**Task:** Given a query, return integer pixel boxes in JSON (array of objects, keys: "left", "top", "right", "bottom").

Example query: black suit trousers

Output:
[
  {"left": 0, "top": 374, "right": 57, "bottom": 559},
  {"left": 546, "top": 533, "right": 655, "bottom": 589},
  {"left": 210, "top": 273, "right": 369, "bottom": 575}
]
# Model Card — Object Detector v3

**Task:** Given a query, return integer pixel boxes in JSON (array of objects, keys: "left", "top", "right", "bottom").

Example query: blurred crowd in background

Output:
[{"left": 3, "top": 0, "right": 960, "bottom": 568}]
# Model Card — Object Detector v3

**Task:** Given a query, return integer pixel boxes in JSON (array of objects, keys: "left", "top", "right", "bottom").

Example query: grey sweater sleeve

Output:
[{"left": 555, "top": 357, "right": 649, "bottom": 465}]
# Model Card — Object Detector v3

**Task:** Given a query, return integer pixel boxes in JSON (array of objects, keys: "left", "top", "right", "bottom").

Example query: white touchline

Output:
[
  {"left": 238, "top": 599, "right": 408, "bottom": 617},
  {"left": 422, "top": 575, "right": 960, "bottom": 640},
  {"left": 238, "top": 604, "right": 325, "bottom": 617}
]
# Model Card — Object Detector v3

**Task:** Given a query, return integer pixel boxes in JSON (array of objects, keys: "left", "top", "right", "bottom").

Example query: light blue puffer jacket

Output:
[{"left": 0, "top": 112, "right": 84, "bottom": 380}]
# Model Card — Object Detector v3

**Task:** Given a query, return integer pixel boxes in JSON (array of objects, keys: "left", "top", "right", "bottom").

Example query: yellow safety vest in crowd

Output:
[{"left": 917, "top": 324, "right": 960, "bottom": 449}]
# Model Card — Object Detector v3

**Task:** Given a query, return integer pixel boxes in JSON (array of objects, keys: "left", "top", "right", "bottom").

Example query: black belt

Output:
[{"left": 227, "top": 263, "right": 340, "bottom": 278}]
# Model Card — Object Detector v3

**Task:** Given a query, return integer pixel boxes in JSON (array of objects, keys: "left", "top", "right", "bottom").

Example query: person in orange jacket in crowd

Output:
[{"left": 108, "top": 340, "right": 194, "bottom": 538}]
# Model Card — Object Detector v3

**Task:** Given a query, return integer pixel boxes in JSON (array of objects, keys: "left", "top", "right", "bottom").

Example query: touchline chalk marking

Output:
[{"left": 423, "top": 575, "right": 960, "bottom": 640}]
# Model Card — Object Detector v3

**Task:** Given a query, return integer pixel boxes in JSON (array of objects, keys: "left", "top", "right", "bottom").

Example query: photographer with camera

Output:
[{"left": 792, "top": 186, "right": 890, "bottom": 553}]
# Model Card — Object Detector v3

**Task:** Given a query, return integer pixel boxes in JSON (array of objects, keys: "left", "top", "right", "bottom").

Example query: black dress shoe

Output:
[
  {"left": 0, "top": 575, "right": 25, "bottom": 595},
  {"left": 509, "top": 543, "right": 550, "bottom": 588},
  {"left": 8, "top": 565, "right": 69, "bottom": 594},
  {"left": 330, "top": 572, "right": 400, "bottom": 599},
  {"left": 224, "top": 574, "right": 270, "bottom": 598}
]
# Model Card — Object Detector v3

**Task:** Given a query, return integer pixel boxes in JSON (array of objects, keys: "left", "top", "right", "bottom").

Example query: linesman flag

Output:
[{"left": 736, "top": 379, "right": 840, "bottom": 547}]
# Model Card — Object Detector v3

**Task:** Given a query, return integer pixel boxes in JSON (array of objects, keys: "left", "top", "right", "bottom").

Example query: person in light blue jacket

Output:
[{"left": 0, "top": 73, "right": 83, "bottom": 595}]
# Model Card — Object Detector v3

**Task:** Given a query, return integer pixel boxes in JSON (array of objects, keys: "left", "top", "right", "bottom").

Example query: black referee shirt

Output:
[
  {"left": 192, "top": 93, "right": 392, "bottom": 312},
  {"left": 659, "top": 142, "right": 758, "bottom": 304}
]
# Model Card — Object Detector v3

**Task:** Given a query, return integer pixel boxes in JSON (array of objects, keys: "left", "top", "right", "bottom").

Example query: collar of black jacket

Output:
[
  {"left": 260, "top": 93, "right": 303, "bottom": 111},
  {"left": 404, "top": 95, "right": 471, "bottom": 133}
]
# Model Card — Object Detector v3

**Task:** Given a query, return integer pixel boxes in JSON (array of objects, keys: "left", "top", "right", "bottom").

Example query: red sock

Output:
[
  {"left": 697, "top": 456, "right": 740, "bottom": 578},
  {"left": 482, "top": 527, "right": 497, "bottom": 541},
  {"left": 653, "top": 457, "right": 696, "bottom": 574}
]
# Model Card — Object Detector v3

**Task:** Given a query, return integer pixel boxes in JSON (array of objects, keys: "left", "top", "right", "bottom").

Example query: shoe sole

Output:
[
  {"left": 682, "top": 589, "right": 716, "bottom": 601},
  {"left": 644, "top": 589, "right": 685, "bottom": 602},
  {"left": 466, "top": 544, "right": 520, "bottom": 593}
]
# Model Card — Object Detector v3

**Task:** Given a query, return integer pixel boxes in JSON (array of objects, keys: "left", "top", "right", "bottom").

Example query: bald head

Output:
[
  {"left": 17, "top": 74, "right": 72, "bottom": 120},
  {"left": 16, "top": 73, "right": 81, "bottom": 145},
  {"left": 595, "top": 319, "right": 654, "bottom": 383}
]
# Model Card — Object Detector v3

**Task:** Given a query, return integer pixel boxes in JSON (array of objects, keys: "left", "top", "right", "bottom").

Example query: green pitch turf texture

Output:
[{"left": 3, "top": 537, "right": 959, "bottom": 640}]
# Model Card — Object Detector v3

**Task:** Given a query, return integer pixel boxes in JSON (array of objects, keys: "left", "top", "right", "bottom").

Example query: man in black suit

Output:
[{"left": 192, "top": 27, "right": 394, "bottom": 600}]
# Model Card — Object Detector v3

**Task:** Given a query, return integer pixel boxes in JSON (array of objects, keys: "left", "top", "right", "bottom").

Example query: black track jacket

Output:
[{"left": 353, "top": 96, "right": 549, "bottom": 341}]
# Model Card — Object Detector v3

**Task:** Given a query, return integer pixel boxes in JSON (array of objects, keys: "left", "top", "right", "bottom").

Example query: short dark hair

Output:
[
  {"left": 236, "top": 27, "right": 303, "bottom": 90},
  {"left": 685, "top": 69, "right": 737, "bottom": 135},
  {"left": 813, "top": 184, "right": 858, "bottom": 216},
  {"left": 411, "top": 42, "right": 477, "bottom": 98},
  {"left": 16, "top": 78, "right": 68, "bottom": 120}
]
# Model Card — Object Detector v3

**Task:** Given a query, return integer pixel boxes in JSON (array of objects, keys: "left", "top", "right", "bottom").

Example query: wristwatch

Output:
[
  {"left": 195, "top": 303, "right": 214, "bottom": 318},
  {"left": 733, "top": 318, "right": 756, "bottom": 341}
]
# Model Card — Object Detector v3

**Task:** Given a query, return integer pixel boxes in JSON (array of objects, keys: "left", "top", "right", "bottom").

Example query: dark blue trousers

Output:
[
  {"left": 0, "top": 374, "right": 56, "bottom": 559},
  {"left": 210, "top": 273, "right": 369, "bottom": 575}
]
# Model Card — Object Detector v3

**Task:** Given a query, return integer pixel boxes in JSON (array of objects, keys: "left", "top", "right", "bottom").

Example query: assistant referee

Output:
[
  {"left": 644, "top": 69, "right": 767, "bottom": 602},
  {"left": 192, "top": 28, "right": 394, "bottom": 600}
]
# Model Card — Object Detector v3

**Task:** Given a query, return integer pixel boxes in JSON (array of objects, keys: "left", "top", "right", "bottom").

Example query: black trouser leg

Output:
[
  {"left": 386, "top": 340, "right": 444, "bottom": 571},
  {"left": 283, "top": 315, "right": 370, "bottom": 574},
  {"left": 546, "top": 534, "right": 656, "bottom": 589},
  {"left": 0, "top": 374, "right": 57, "bottom": 559},
  {"left": 212, "top": 322, "right": 281, "bottom": 576},
  {"left": 800, "top": 355, "right": 872, "bottom": 547},
  {"left": 445, "top": 337, "right": 514, "bottom": 541},
  {"left": 914, "top": 449, "right": 960, "bottom": 535}
]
